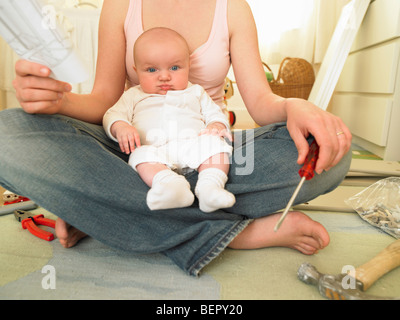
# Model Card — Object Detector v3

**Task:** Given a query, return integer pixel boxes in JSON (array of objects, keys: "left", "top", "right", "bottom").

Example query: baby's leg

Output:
[
  {"left": 137, "top": 163, "right": 194, "bottom": 210},
  {"left": 195, "top": 153, "right": 235, "bottom": 213}
]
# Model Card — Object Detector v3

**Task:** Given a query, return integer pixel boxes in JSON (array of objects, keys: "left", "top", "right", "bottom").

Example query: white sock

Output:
[
  {"left": 195, "top": 168, "right": 236, "bottom": 213},
  {"left": 147, "top": 169, "right": 194, "bottom": 210}
]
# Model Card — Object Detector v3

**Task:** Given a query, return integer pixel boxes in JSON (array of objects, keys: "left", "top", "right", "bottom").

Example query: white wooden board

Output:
[
  {"left": 349, "top": 159, "right": 400, "bottom": 176},
  {"left": 308, "top": 0, "right": 370, "bottom": 110},
  {"left": 293, "top": 186, "right": 365, "bottom": 212}
]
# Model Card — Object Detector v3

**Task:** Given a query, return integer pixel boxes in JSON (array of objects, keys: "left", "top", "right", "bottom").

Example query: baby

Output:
[{"left": 103, "top": 27, "right": 235, "bottom": 213}]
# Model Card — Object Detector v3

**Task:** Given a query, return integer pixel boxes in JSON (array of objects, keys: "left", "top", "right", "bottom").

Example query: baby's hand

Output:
[
  {"left": 200, "top": 122, "right": 232, "bottom": 141},
  {"left": 111, "top": 121, "right": 141, "bottom": 154}
]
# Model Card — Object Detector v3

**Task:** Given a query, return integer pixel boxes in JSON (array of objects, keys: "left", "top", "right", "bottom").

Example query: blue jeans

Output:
[{"left": 0, "top": 109, "right": 351, "bottom": 276}]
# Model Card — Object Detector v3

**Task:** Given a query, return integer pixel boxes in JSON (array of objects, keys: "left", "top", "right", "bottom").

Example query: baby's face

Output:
[{"left": 134, "top": 37, "right": 190, "bottom": 95}]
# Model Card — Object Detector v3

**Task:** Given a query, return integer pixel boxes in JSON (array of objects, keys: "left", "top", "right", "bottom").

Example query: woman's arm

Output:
[
  {"left": 228, "top": 0, "right": 352, "bottom": 173},
  {"left": 13, "top": 0, "right": 129, "bottom": 124}
]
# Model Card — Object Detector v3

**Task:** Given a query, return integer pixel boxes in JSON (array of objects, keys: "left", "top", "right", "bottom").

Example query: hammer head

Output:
[{"left": 297, "top": 263, "right": 395, "bottom": 300}]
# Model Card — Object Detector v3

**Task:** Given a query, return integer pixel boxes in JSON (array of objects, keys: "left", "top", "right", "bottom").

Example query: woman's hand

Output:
[
  {"left": 285, "top": 98, "right": 352, "bottom": 174},
  {"left": 12, "top": 60, "right": 72, "bottom": 114}
]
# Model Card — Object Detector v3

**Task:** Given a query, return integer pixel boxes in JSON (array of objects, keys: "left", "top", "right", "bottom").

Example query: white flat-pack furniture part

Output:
[
  {"left": 349, "top": 159, "right": 400, "bottom": 177},
  {"left": 0, "top": 0, "right": 89, "bottom": 83},
  {"left": 308, "top": 0, "right": 370, "bottom": 110}
]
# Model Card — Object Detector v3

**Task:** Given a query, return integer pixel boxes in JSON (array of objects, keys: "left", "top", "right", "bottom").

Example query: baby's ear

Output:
[{"left": 133, "top": 65, "right": 137, "bottom": 72}]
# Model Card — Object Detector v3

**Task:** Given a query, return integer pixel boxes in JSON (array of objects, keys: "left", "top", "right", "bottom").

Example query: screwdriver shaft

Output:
[
  {"left": 274, "top": 177, "right": 306, "bottom": 232},
  {"left": 273, "top": 140, "right": 319, "bottom": 232}
]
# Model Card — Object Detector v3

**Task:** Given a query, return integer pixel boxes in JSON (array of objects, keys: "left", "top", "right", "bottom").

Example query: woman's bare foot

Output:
[
  {"left": 55, "top": 218, "right": 87, "bottom": 248},
  {"left": 229, "top": 211, "right": 330, "bottom": 255}
]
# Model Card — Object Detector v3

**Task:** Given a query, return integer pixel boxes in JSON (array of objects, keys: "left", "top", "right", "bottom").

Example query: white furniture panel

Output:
[
  {"left": 351, "top": 0, "right": 400, "bottom": 51},
  {"left": 330, "top": 94, "right": 392, "bottom": 146},
  {"left": 336, "top": 42, "right": 400, "bottom": 94},
  {"left": 330, "top": 0, "right": 400, "bottom": 160}
]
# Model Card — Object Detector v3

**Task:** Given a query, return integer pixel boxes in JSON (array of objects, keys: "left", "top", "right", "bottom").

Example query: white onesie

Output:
[{"left": 103, "top": 83, "right": 232, "bottom": 174}]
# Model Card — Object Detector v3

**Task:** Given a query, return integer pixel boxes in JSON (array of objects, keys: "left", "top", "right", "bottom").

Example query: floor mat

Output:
[
  {"left": 2, "top": 154, "right": 400, "bottom": 300},
  {"left": 1, "top": 207, "right": 399, "bottom": 300}
]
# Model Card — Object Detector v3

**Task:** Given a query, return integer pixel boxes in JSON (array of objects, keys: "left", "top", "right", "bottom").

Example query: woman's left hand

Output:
[{"left": 285, "top": 98, "right": 352, "bottom": 174}]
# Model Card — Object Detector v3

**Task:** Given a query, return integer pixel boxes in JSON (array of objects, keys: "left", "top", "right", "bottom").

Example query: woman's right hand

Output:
[{"left": 13, "top": 60, "right": 72, "bottom": 114}]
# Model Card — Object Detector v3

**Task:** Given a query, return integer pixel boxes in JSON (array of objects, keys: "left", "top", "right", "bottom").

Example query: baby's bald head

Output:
[{"left": 133, "top": 27, "right": 190, "bottom": 66}]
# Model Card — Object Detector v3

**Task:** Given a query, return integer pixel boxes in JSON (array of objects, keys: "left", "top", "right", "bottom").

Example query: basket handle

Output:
[
  {"left": 263, "top": 58, "right": 292, "bottom": 82},
  {"left": 262, "top": 62, "right": 276, "bottom": 81},
  {"left": 276, "top": 57, "right": 293, "bottom": 81},
  {"left": 262, "top": 62, "right": 272, "bottom": 72}
]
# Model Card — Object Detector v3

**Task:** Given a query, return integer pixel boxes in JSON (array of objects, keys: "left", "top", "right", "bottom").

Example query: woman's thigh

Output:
[
  {"left": 0, "top": 109, "right": 243, "bottom": 253},
  {"left": 188, "top": 123, "right": 352, "bottom": 218}
]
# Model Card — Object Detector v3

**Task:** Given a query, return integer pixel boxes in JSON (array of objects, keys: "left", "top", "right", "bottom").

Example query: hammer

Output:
[{"left": 298, "top": 239, "right": 400, "bottom": 300}]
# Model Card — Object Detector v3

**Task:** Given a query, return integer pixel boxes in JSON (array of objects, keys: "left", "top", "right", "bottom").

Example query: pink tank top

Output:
[{"left": 124, "top": 0, "right": 230, "bottom": 107}]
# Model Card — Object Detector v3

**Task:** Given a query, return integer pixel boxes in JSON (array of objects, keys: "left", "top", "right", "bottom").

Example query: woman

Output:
[{"left": 0, "top": 0, "right": 351, "bottom": 276}]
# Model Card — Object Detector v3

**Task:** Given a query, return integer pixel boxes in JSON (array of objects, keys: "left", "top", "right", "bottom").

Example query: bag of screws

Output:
[{"left": 345, "top": 177, "right": 400, "bottom": 239}]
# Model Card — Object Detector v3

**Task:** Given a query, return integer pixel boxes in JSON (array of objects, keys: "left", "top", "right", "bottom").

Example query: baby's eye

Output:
[
  {"left": 170, "top": 66, "right": 179, "bottom": 71},
  {"left": 147, "top": 67, "right": 157, "bottom": 73}
]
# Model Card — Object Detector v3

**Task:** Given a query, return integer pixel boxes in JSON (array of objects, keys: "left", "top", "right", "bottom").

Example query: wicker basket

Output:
[{"left": 264, "top": 58, "right": 315, "bottom": 100}]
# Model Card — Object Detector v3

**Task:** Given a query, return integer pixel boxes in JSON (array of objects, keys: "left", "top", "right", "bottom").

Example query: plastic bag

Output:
[{"left": 345, "top": 177, "right": 400, "bottom": 239}]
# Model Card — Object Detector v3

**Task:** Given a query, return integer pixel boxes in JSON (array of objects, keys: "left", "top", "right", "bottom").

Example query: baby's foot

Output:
[
  {"left": 147, "top": 170, "right": 194, "bottom": 210},
  {"left": 195, "top": 168, "right": 235, "bottom": 212},
  {"left": 196, "top": 186, "right": 235, "bottom": 212}
]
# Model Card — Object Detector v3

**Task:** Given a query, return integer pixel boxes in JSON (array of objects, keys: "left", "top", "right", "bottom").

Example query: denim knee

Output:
[
  {"left": 326, "top": 148, "right": 352, "bottom": 192},
  {"left": 309, "top": 148, "right": 352, "bottom": 198}
]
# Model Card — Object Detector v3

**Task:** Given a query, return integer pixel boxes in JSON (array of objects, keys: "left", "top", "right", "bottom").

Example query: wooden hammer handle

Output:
[{"left": 355, "top": 239, "right": 400, "bottom": 291}]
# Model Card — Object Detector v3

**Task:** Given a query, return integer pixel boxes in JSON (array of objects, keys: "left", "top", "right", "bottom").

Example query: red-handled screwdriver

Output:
[{"left": 274, "top": 139, "right": 320, "bottom": 232}]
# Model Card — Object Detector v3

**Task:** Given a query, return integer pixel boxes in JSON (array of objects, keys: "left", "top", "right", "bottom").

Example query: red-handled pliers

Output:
[{"left": 14, "top": 210, "right": 56, "bottom": 241}]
